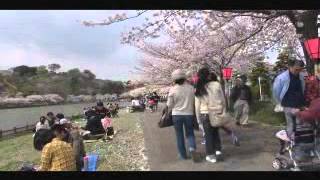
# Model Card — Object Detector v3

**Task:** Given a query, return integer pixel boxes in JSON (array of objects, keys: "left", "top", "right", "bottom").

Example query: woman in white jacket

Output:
[
  {"left": 167, "top": 69, "right": 197, "bottom": 161},
  {"left": 195, "top": 67, "right": 239, "bottom": 163}
]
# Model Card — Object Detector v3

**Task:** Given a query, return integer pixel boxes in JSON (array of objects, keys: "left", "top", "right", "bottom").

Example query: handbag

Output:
[
  {"left": 208, "top": 108, "right": 232, "bottom": 127},
  {"left": 158, "top": 105, "right": 173, "bottom": 128}
]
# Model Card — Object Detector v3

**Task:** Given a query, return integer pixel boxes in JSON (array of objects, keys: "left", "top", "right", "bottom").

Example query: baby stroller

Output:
[
  {"left": 273, "top": 123, "right": 320, "bottom": 171},
  {"left": 272, "top": 107, "right": 320, "bottom": 171}
]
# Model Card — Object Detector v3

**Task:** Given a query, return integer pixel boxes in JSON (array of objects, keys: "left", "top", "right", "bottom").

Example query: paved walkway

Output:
[{"left": 142, "top": 104, "right": 282, "bottom": 171}]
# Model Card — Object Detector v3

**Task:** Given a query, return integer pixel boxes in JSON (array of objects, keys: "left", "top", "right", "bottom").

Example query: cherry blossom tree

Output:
[{"left": 82, "top": 10, "right": 319, "bottom": 82}]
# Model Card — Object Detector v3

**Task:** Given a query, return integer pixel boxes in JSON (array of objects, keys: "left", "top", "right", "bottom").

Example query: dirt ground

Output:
[{"left": 142, "top": 103, "right": 283, "bottom": 171}]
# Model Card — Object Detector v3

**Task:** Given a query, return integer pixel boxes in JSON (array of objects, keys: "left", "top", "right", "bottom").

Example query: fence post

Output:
[{"left": 13, "top": 127, "right": 16, "bottom": 134}]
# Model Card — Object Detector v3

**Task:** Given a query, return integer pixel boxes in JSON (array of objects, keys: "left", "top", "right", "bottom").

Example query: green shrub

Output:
[
  {"left": 70, "top": 114, "right": 84, "bottom": 121},
  {"left": 249, "top": 101, "right": 286, "bottom": 126}
]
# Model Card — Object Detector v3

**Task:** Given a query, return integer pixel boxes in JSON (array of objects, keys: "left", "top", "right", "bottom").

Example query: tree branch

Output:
[{"left": 82, "top": 10, "right": 149, "bottom": 26}]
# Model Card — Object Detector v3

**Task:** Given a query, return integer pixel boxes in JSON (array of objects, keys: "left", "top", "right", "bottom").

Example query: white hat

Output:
[
  {"left": 185, "top": 70, "right": 194, "bottom": 78},
  {"left": 59, "top": 118, "right": 71, "bottom": 125},
  {"left": 171, "top": 69, "right": 186, "bottom": 80}
]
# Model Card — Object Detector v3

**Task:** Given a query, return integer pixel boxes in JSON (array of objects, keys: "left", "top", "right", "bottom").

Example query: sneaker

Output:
[
  {"left": 216, "top": 151, "right": 223, "bottom": 161},
  {"left": 206, "top": 155, "right": 217, "bottom": 163},
  {"left": 290, "top": 166, "right": 301, "bottom": 171}
]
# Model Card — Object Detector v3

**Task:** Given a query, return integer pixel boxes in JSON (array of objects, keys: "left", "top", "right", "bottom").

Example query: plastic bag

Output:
[{"left": 274, "top": 104, "right": 284, "bottom": 112}]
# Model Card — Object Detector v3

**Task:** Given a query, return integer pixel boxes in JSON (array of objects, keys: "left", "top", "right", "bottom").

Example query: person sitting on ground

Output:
[
  {"left": 84, "top": 105, "right": 106, "bottom": 136},
  {"left": 55, "top": 113, "right": 65, "bottom": 124},
  {"left": 139, "top": 97, "right": 145, "bottom": 109},
  {"left": 84, "top": 107, "right": 95, "bottom": 118},
  {"left": 131, "top": 97, "right": 141, "bottom": 108},
  {"left": 35, "top": 116, "right": 50, "bottom": 132},
  {"left": 94, "top": 101, "right": 111, "bottom": 118},
  {"left": 34, "top": 129, "right": 55, "bottom": 152},
  {"left": 46, "top": 112, "right": 57, "bottom": 128},
  {"left": 101, "top": 116, "right": 114, "bottom": 140},
  {"left": 60, "top": 118, "right": 86, "bottom": 171},
  {"left": 37, "top": 124, "right": 76, "bottom": 171}
]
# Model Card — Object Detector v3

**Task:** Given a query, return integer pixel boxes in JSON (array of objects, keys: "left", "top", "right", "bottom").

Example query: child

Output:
[{"left": 101, "top": 116, "right": 114, "bottom": 140}]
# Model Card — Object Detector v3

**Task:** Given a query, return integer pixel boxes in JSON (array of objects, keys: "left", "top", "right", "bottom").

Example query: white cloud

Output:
[{"left": 0, "top": 10, "right": 144, "bottom": 81}]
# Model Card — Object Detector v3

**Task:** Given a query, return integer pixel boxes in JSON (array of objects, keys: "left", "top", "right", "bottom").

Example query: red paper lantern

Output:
[
  {"left": 222, "top": 67, "right": 233, "bottom": 80},
  {"left": 304, "top": 38, "right": 320, "bottom": 61}
]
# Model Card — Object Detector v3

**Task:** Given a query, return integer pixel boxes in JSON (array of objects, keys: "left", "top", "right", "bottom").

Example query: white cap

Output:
[
  {"left": 59, "top": 118, "right": 71, "bottom": 125},
  {"left": 185, "top": 70, "right": 194, "bottom": 78},
  {"left": 171, "top": 69, "right": 186, "bottom": 80}
]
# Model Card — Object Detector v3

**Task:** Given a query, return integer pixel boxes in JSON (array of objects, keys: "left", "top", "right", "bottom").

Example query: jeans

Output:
[
  {"left": 172, "top": 115, "right": 197, "bottom": 159},
  {"left": 283, "top": 107, "right": 296, "bottom": 139},
  {"left": 200, "top": 114, "right": 222, "bottom": 155}
]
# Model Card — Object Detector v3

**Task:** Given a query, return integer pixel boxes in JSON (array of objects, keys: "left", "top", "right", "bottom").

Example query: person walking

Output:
[
  {"left": 231, "top": 75, "right": 252, "bottom": 126},
  {"left": 272, "top": 59, "right": 306, "bottom": 140},
  {"left": 186, "top": 70, "right": 206, "bottom": 145},
  {"left": 195, "top": 67, "right": 226, "bottom": 163},
  {"left": 167, "top": 69, "right": 198, "bottom": 161}
]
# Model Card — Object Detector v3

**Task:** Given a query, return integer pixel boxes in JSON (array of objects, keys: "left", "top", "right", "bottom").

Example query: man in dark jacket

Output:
[
  {"left": 46, "top": 112, "right": 57, "bottom": 128},
  {"left": 94, "top": 101, "right": 111, "bottom": 118},
  {"left": 231, "top": 76, "right": 252, "bottom": 126}
]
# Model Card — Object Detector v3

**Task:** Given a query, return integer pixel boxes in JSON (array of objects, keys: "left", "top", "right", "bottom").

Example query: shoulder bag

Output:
[{"left": 158, "top": 105, "right": 173, "bottom": 128}]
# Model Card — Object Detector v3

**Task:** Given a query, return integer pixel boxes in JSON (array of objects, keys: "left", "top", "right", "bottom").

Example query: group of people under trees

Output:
[
  {"left": 30, "top": 100, "right": 119, "bottom": 171},
  {"left": 130, "top": 92, "right": 161, "bottom": 112},
  {"left": 166, "top": 66, "right": 251, "bottom": 163},
  {"left": 33, "top": 112, "right": 86, "bottom": 171},
  {"left": 166, "top": 58, "right": 320, "bottom": 167}
]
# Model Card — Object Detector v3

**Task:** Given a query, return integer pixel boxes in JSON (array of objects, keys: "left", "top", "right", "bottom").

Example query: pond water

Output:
[{"left": 0, "top": 101, "right": 131, "bottom": 130}]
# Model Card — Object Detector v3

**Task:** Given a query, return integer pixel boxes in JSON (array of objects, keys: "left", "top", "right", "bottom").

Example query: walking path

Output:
[{"left": 142, "top": 103, "right": 282, "bottom": 171}]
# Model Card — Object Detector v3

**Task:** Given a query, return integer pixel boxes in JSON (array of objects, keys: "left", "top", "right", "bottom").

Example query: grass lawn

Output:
[
  {"left": 0, "top": 109, "right": 148, "bottom": 171},
  {"left": 249, "top": 101, "right": 286, "bottom": 126}
]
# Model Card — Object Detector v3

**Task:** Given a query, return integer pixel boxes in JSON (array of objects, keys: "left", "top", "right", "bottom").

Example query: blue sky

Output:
[{"left": 0, "top": 10, "right": 278, "bottom": 81}]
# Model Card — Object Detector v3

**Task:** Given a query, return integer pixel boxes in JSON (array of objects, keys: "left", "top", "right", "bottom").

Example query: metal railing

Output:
[{"left": 0, "top": 123, "right": 36, "bottom": 139}]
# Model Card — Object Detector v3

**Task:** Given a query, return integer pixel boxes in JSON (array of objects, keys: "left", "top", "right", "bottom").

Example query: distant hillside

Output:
[{"left": 0, "top": 64, "right": 125, "bottom": 98}]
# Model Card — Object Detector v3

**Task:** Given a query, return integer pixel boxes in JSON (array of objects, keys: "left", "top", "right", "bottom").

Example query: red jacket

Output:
[
  {"left": 297, "top": 98, "right": 320, "bottom": 122},
  {"left": 304, "top": 76, "right": 320, "bottom": 106}
]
